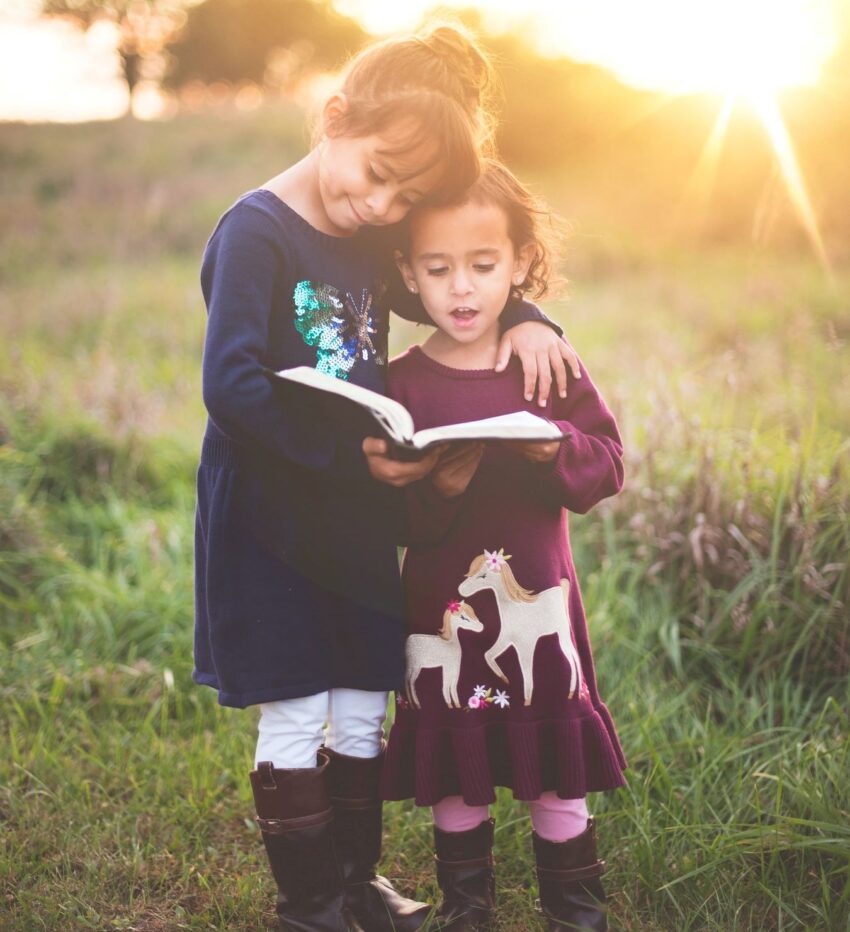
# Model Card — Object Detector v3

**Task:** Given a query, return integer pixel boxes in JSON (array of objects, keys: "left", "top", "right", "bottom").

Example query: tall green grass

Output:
[{"left": 1, "top": 111, "right": 848, "bottom": 930}]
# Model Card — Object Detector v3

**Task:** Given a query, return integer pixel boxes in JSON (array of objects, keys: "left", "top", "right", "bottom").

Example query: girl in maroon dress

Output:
[{"left": 380, "top": 160, "right": 626, "bottom": 931}]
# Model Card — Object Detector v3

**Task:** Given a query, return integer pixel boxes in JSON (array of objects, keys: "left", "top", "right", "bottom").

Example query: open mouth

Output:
[{"left": 450, "top": 307, "right": 479, "bottom": 326}]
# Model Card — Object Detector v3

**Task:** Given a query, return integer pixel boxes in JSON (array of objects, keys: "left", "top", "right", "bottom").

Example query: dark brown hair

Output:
[{"left": 445, "top": 158, "right": 562, "bottom": 300}]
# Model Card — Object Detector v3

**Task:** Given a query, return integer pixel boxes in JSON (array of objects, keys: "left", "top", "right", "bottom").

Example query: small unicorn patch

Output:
[{"left": 405, "top": 600, "right": 483, "bottom": 709}]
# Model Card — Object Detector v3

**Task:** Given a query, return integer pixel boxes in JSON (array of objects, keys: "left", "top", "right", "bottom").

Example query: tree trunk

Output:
[{"left": 120, "top": 50, "right": 142, "bottom": 117}]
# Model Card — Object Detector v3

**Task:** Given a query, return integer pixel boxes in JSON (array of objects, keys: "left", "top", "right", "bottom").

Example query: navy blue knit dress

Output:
[{"left": 193, "top": 189, "right": 558, "bottom": 709}]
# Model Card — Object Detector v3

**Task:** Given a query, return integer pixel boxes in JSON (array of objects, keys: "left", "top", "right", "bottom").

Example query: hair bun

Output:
[{"left": 416, "top": 23, "right": 494, "bottom": 110}]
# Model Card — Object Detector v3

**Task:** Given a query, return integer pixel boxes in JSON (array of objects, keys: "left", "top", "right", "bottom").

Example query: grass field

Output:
[{"left": 1, "top": 109, "right": 848, "bottom": 930}]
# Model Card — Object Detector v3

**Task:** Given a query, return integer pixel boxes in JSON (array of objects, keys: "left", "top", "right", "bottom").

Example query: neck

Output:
[
  {"left": 263, "top": 149, "right": 348, "bottom": 237},
  {"left": 421, "top": 324, "right": 501, "bottom": 370}
]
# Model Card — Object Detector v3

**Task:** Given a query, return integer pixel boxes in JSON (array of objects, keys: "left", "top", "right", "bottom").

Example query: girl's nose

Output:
[
  {"left": 450, "top": 271, "right": 473, "bottom": 295},
  {"left": 366, "top": 188, "right": 395, "bottom": 219}
]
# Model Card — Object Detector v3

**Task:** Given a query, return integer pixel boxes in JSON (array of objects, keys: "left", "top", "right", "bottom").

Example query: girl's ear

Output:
[
  {"left": 321, "top": 92, "right": 348, "bottom": 138},
  {"left": 394, "top": 249, "right": 419, "bottom": 294},
  {"left": 512, "top": 242, "right": 535, "bottom": 287}
]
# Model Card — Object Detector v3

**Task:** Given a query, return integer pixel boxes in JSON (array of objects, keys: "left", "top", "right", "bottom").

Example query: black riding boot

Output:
[
  {"left": 250, "top": 750, "right": 363, "bottom": 931},
  {"left": 432, "top": 818, "right": 496, "bottom": 931},
  {"left": 324, "top": 745, "right": 432, "bottom": 931},
  {"left": 533, "top": 817, "right": 608, "bottom": 931}
]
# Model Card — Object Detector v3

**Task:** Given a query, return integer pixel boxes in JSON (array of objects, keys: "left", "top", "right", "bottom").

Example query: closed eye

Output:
[
  {"left": 368, "top": 165, "right": 386, "bottom": 184},
  {"left": 426, "top": 266, "right": 449, "bottom": 276},
  {"left": 473, "top": 264, "right": 496, "bottom": 273}
]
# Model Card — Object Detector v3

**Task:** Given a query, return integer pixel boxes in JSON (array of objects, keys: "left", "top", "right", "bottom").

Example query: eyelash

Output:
[
  {"left": 369, "top": 165, "right": 420, "bottom": 206},
  {"left": 426, "top": 264, "right": 496, "bottom": 276}
]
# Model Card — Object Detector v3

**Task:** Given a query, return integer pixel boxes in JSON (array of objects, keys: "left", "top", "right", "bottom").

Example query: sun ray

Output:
[
  {"left": 678, "top": 95, "right": 735, "bottom": 234},
  {"left": 747, "top": 91, "right": 831, "bottom": 274}
]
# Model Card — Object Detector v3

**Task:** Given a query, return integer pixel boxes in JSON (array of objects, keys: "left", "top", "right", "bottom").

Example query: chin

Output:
[{"left": 450, "top": 330, "right": 482, "bottom": 343}]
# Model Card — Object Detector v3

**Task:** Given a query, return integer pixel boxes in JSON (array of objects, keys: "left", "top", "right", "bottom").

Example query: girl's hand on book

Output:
[
  {"left": 431, "top": 442, "right": 485, "bottom": 498},
  {"left": 495, "top": 322, "right": 581, "bottom": 407},
  {"left": 503, "top": 439, "right": 561, "bottom": 463},
  {"left": 362, "top": 437, "right": 444, "bottom": 486}
]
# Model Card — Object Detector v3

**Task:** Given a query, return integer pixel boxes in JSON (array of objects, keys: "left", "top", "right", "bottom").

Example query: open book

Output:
[{"left": 268, "top": 366, "right": 568, "bottom": 458}]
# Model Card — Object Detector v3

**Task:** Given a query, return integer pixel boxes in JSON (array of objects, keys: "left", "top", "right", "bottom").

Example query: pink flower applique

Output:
[
  {"left": 483, "top": 549, "right": 511, "bottom": 572},
  {"left": 465, "top": 685, "right": 510, "bottom": 711}
]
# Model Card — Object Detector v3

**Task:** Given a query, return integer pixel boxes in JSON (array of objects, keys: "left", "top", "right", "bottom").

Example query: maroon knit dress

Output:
[{"left": 380, "top": 346, "right": 627, "bottom": 806}]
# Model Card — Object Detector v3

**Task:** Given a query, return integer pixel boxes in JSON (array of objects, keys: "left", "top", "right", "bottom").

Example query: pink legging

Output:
[{"left": 432, "top": 792, "right": 589, "bottom": 843}]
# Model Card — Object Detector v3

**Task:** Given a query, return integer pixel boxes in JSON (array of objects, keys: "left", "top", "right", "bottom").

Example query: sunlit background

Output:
[
  {"left": 1, "top": 0, "right": 843, "bottom": 114},
  {"left": 2, "top": 3, "right": 849, "bottom": 927},
  {"left": 3, "top": 0, "right": 849, "bottom": 268}
]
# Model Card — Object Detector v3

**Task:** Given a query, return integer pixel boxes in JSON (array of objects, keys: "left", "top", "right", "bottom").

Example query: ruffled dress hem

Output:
[{"left": 380, "top": 701, "right": 627, "bottom": 806}]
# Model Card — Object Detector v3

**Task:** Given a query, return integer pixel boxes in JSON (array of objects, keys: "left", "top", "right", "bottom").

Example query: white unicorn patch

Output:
[{"left": 458, "top": 549, "right": 582, "bottom": 706}]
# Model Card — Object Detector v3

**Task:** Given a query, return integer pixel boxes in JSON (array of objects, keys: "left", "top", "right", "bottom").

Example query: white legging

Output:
[{"left": 255, "top": 688, "right": 389, "bottom": 769}]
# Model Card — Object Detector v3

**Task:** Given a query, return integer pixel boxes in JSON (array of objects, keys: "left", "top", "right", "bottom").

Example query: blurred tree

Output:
[
  {"left": 41, "top": 0, "right": 190, "bottom": 113},
  {"left": 164, "top": 0, "right": 365, "bottom": 89}
]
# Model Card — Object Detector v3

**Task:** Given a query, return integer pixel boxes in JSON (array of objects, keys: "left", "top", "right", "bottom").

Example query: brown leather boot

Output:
[
  {"left": 250, "top": 750, "right": 363, "bottom": 931},
  {"left": 432, "top": 818, "right": 496, "bottom": 931},
  {"left": 324, "top": 745, "right": 432, "bottom": 931},
  {"left": 533, "top": 818, "right": 608, "bottom": 931}
]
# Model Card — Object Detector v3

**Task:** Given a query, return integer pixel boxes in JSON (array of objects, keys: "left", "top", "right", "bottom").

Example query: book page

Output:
[
  {"left": 270, "top": 367, "right": 415, "bottom": 443},
  {"left": 411, "top": 411, "right": 566, "bottom": 450}
]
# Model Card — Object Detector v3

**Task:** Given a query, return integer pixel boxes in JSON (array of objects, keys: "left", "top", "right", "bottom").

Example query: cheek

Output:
[
  {"left": 386, "top": 202, "right": 413, "bottom": 225},
  {"left": 487, "top": 274, "right": 514, "bottom": 303},
  {"left": 418, "top": 278, "right": 440, "bottom": 300}
]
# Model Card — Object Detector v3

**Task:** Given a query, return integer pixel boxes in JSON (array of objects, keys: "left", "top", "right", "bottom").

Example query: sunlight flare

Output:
[
  {"left": 747, "top": 91, "right": 831, "bottom": 272},
  {"left": 682, "top": 96, "right": 735, "bottom": 233},
  {"left": 336, "top": 0, "right": 838, "bottom": 96}
]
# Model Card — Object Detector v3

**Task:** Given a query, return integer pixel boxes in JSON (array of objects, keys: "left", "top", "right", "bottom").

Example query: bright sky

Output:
[
  {"left": 0, "top": 0, "right": 842, "bottom": 121},
  {"left": 336, "top": 0, "right": 839, "bottom": 93},
  {"left": 0, "top": 14, "right": 128, "bottom": 121}
]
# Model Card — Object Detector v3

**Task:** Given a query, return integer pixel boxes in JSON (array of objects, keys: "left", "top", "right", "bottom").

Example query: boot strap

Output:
[
  {"left": 435, "top": 854, "right": 492, "bottom": 869},
  {"left": 256, "top": 808, "right": 333, "bottom": 834},
  {"left": 536, "top": 859, "right": 606, "bottom": 882}
]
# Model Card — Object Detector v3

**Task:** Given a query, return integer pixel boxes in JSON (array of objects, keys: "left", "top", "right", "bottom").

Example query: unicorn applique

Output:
[
  {"left": 458, "top": 549, "right": 583, "bottom": 706},
  {"left": 405, "top": 600, "right": 483, "bottom": 709}
]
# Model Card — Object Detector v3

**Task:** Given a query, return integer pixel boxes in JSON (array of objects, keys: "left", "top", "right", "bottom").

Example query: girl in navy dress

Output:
[
  {"left": 193, "top": 25, "right": 580, "bottom": 931},
  {"left": 381, "top": 160, "right": 626, "bottom": 931}
]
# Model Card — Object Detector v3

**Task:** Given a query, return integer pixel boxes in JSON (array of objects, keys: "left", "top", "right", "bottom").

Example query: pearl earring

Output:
[{"left": 409, "top": 285, "right": 418, "bottom": 293}]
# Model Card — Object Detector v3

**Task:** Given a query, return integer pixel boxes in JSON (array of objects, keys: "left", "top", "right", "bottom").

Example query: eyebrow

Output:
[{"left": 417, "top": 248, "right": 501, "bottom": 260}]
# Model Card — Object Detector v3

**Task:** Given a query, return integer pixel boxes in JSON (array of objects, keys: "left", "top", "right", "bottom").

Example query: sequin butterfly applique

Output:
[{"left": 293, "top": 280, "right": 386, "bottom": 380}]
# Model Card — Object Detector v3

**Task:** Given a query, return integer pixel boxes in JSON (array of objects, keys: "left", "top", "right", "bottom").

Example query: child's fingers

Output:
[
  {"left": 535, "top": 349, "right": 552, "bottom": 407},
  {"left": 494, "top": 335, "right": 513, "bottom": 373},
  {"left": 518, "top": 349, "right": 538, "bottom": 401},
  {"left": 438, "top": 442, "right": 483, "bottom": 465},
  {"left": 363, "top": 438, "right": 443, "bottom": 486},
  {"left": 560, "top": 340, "right": 581, "bottom": 380},
  {"left": 442, "top": 451, "right": 483, "bottom": 479},
  {"left": 362, "top": 436, "right": 389, "bottom": 456},
  {"left": 550, "top": 343, "right": 569, "bottom": 399}
]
